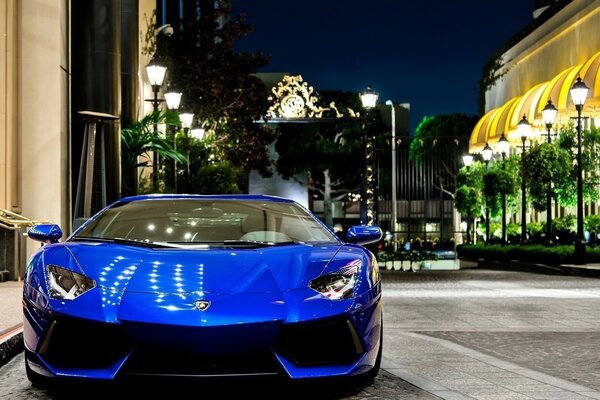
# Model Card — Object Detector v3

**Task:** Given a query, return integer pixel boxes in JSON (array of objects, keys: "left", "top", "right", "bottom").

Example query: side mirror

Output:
[
  {"left": 346, "top": 225, "right": 382, "bottom": 245},
  {"left": 27, "top": 224, "right": 63, "bottom": 244}
]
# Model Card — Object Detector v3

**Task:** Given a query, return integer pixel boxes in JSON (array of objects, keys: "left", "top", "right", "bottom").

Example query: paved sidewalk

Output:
[
  {"left": 2, "top": 264, "right": 600, "bottom": 398},
  {"left": 0, "top": 280, "right": 23, "bottom": 369},
  {"left": 383, "top": 331, "right": 600, "bottom": 400}
]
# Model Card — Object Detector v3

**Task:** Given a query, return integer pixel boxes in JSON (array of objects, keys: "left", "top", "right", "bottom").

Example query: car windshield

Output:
[{"left": 73, "top": 198, "right": 340, "bottom": 246}]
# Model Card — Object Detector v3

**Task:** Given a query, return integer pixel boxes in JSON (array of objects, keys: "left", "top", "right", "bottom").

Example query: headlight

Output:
[
  {"left": 47, "top": 265, "right": 96, "bottom": 300},
  {"left": 309, "top": 259, "right": 360, "bottom": 300}
]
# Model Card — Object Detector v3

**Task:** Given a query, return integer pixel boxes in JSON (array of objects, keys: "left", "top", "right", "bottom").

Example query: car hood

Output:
[
  {"left": 34, "top": 241, "right": 371, "bottom": 326},
  {"left": 55, "top": 241, "right": 357, "bottom": 295}
]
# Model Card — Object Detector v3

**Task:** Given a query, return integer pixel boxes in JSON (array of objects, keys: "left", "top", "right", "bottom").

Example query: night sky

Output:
[{"left": 231, "top": 0, "right": 534, "bottom": 132}]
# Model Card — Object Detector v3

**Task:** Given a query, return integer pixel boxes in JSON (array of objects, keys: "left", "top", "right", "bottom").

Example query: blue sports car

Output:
[{"left": 23, "top": 194, "right": 383, "bottom": 386}]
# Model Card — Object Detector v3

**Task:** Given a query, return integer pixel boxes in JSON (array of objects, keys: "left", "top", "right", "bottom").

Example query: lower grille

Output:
[
  {"left": 124, "top": 349, "right": 280, "bottom": 377},
  {"left": 40, "top": 317, "right": 130, "bottom": 369},
  {"left": 275, "top": 316, "right": 364, "bottom": 366}
]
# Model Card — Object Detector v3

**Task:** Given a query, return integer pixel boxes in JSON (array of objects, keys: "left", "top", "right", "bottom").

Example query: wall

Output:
[
  {"left": 20, "top": 0, "right": 70, "bottom": 258},
  {"left": 0, "top": 0, "right": 18, "bottom": 212}
]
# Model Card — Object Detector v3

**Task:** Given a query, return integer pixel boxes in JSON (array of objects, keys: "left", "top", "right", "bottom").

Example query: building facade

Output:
[
  {"left": 470, "top": 0, "right": 600, "bottom": 151},
  {"left": 469, "top": 0, "right": 600, "bottom": 237},
  {"left": 0, "top": 0, "right": 159, "bottom": 280}
]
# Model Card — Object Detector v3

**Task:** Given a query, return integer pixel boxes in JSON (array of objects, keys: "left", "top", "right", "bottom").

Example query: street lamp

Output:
[
  {"left": 385, "top": 100, "right": 398, "bottom": 250},
  {"left": 462, "top": 154, "right": 474, "bottom": 168},
  {"left": 482, "top": 142, "right": 493, "bottom": 243},
  {"left": 164, "top": 84, "right": 182, "bottom": 110},
  {"left": 517, "top": 115, "right": 531, "bottom": 243},
  {"left": 359, "top": 86, "right": 379, "bottom": 226},
  {"left": 462, "top": 154, "right": 474, "bottom": 243},
  {"left": 164, "top": 83, "right": 182, "bottom": 192},
  {"left": 145, "top": 57, "right": 167, "bottom": 191},
  {"left": 497, "top": 133, "right": 510, "bottom": 244},
  {"left": 542, "top": 99, "right": 557, "bottom": 143},
  {"left": 570, "top": 76, "right": 589, "bottom": 263},
  {"left": 541, "top": 99, "right": 557, "bottom": 245},
  {"left": 179, "top": 112, "right": 194, "bottom": 192}
]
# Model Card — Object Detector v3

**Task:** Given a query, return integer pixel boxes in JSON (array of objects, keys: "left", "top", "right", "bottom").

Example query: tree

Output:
[
  {"left": 275, "top": 90, "right": 366, "bottom": 227},
  {"left": 455, "top": 161, "right": 486, "bottom": 242},
  {"left": 553, "top": 124, "right": 600, "bottom": 207},
  {"left": 410, "top": 114, "right": 479, "bottom": 198},
  {"left": 523, "top": 141, "right": 571, "bottom": 211},
  {"left": 120, "top": 110, "right": 186, "bottom": 195},
  {"left": 482, "top": 154, "right": 519, "bottom": 241},
  {"left": 156, "top": 0, "right": 277, "bottom": 192}
]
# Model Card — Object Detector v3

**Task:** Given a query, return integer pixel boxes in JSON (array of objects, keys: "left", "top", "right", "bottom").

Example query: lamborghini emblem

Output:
[{"left": 195, "top": 300, "right": 211, "bottom": 311}]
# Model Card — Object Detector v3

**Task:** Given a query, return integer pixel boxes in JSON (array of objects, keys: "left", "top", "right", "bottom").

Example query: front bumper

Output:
[{"left": 23, "top": 297, "right": 382, "bottom": 381}]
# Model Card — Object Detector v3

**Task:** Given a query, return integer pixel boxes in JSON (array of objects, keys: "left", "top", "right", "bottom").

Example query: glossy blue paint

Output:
[
  {"left": 346, "top": 225, "right": 383, "bottom": 245},
  {"left": 23, "top": 194, "right": 382, "bottom": 383},
  {"left": 27, "top": 224, "right": 63, "bottom": 243}
]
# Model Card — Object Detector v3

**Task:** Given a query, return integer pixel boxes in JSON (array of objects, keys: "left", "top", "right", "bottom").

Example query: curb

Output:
[{"left": 0, "top": 325, "right": 23, "bottom": 369}]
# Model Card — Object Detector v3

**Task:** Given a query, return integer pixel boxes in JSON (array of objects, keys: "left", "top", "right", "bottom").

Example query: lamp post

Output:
[
  {"left": 164, "top": 84, "right": 182, "bottom": 192},
  {"left": 359, "top": 86, "right": 379, "bottom": 226},
  {"left": 497, "top": 133, "right": 510, "bottom": 244},
  {"left": 462, "top": 154, "right": 474, "bottom": 243},
  {"left": 481, "top": 142, "right": 493, "bottom": 243},
  {"left": 541, "top": 99, "right": 557, "bottom": 245},
  {"left": 179, "top": 112, "right": 194, "bottom": 193},
  {"left": 145, "top": 57, "right": 167, "bottom": 191},
  {"left": 385, "top": 100, "right": 398, "bottom": 250},
  {"left": 570, "top": 76, "right": 589, "bottom": 263},
  {"left": 517, "top": 115, "right": 531, "bottom": 244}
]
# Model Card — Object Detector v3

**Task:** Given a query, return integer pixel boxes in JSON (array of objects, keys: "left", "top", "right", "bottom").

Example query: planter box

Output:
[{"left": 382, "top": 259, "right": 459, "bottom": 271}]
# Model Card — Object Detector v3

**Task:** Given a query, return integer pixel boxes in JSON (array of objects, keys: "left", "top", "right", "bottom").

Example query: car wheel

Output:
[{"left": 25, "top": 358, "right": 52, "bottom": 389}]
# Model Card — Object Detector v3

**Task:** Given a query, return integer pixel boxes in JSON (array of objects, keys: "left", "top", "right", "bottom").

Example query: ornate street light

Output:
[
  {"left": 462, "top": 154, "right": 474, "bottom": 243},
  {"left": 385, "top": 100, "right": 398, "bottom": 250},
  {"left": 570, "top": 76, "right": 589, "bottom": 263},
  {"left": 164, "top": 83, "right": 182, "bottom": 192},
  {"left": 481, "top": 142, "right": 493, "bottom": 164},
  {"left": 482, "top": 143, "right": 493, "bottom": 243},
  {"left": 497, "top": 133, "right": 510, "bottom": 244},
  {"left": 360, "top": 86, "right": 379, "bottom": 109},
  {"left": 541, "top": 99, "right": 557, "bottom": 245},
  {"left": 462, "top": 154, "right": 474, "bottom": 167},
  {"left": 179, "top": 112, "right": 195, "bottom": 192},
  {"left": 145, "top": 57, "right": 167, "bottom": 191},
  {"left": 164, "top": 84, "right": 182, "bottom": 110},
  {"left": 541, "top": 99, "right": 557, "bottom": 143},
  {"left": 359, "top": 86, "right": 379, "bottom": 226},
  {"left": 517, "top": 115, "right": 531, "bottom": 243},
  {"left": 145, "top": 57, "right": 167, "bottom": 90}
]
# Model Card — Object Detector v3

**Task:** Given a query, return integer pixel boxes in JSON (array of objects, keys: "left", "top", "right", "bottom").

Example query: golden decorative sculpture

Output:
[{"left": 266, "top": 75, "right": 357, "bottom": 119}]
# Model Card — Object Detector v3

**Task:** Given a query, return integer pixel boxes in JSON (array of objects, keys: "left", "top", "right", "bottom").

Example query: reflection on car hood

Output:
[{"left": 57, "top": 242, "right": 350, "bottom": 295}]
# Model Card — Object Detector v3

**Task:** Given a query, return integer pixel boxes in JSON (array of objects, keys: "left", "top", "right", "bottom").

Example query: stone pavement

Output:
[
  {"left": 381, "top": 269, "right": 600, "bottom": 399},
  {"left": 3, "top": 267, "right": 600, "bottom": 399}
]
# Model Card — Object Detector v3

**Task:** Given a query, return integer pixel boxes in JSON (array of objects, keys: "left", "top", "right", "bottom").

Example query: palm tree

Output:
[{"left": 121, "top": 110, "right": 186, "bottom": 195}]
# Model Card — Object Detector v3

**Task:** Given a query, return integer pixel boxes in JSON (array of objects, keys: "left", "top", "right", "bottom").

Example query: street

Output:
[{"left": 1, "top": 268, "right": 599, "bottom": 399}]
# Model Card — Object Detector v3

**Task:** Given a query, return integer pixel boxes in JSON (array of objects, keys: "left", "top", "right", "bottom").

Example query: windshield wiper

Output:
[
  {"left": 70, "top": 235, "right": 170, "bottom": 248},
  {"left": 165, "top": 240, "right": 298, "bottom": 248},
  {"left": 224, "top": 239, "right": 294, "bottom": 248}
]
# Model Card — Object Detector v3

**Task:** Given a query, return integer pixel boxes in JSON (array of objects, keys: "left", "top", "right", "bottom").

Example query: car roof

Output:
[{"left": 116, "top": 194, "right": 296, "bottom": 205}]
